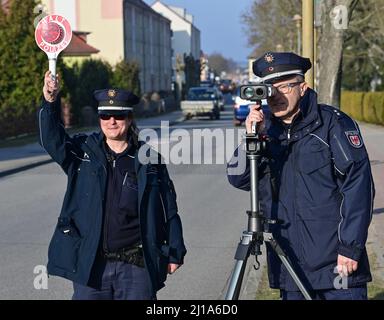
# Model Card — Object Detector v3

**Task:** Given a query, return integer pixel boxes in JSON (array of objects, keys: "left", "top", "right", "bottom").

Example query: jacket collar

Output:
[
  {"left": 266, "top": 88, "right": 322, "bottom": 142},
  {"left": 83, "top": 132, "right": 151, "bottom": 177},
  {"left": 83, "top": 131, "right": 108, "bottom": 166}
]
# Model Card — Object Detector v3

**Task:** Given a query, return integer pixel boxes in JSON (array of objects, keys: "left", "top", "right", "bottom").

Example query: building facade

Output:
[
  {"left": 151, "top": 1, "right": 201, "bottom": 61},
  {"left": 123, "top": 0, "right": 172, "bottom": 93},
  {"left": 150, "top": 1, "right": 201, "bottom": 98}
]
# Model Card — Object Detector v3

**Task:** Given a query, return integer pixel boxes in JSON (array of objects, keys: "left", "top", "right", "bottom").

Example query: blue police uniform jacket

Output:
[
  {"left": 227, "top": 89, "right": 374, "bottom": 291},
  {"left": 38, "top": 98, "right": 187, "bottom": 295}
]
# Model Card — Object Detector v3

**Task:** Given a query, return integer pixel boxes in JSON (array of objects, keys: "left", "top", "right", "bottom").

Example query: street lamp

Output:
[{"left": 293, "top": 14, "right": 302, "bottom": 55}]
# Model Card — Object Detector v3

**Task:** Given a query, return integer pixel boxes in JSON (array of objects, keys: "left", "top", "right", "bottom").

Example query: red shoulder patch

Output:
[{"left": 345, "top": 131, "right": 363, "bottom": 148}]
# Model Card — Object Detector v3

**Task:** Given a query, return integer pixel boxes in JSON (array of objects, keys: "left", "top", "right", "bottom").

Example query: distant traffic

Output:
[{"left": 181, "top": 78, "right": 268, "bottom": 127}]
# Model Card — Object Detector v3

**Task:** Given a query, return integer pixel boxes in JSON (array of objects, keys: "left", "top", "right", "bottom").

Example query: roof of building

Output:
[
  {"left": 152, "top": 1, "right": 200, "bottom": 32},
  {"left": 63, "top": 31, "right": 100, "bottom": 56},
  {"left": 124, "top": 0, "right": 170, "bottom": 23}
]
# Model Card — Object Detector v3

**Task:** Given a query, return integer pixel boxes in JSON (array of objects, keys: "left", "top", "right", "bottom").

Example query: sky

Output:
[{"left": 144, "top": 0, "right": 255, "bottom": 64}]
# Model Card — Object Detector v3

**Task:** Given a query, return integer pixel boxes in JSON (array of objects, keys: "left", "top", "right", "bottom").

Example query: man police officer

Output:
[
  {"left": 227, "top": 52, "right": 374, "bottom": 300},
  {"left": 40, "top": 71, "right": 186, "bottom": 300}
]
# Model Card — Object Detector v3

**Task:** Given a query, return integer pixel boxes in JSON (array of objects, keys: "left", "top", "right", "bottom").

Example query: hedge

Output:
[{"left": 341, "top": 91, "right": 384, "bottom": 125}]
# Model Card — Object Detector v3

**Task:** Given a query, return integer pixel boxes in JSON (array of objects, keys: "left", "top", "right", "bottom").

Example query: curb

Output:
[{"left": 0, "top": 158, "right": 53, "bottom": 178}]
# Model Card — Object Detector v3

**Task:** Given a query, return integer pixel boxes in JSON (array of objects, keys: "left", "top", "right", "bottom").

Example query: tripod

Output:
[{"left": 225, "top": 129, "right": 312, "bottom": 300}]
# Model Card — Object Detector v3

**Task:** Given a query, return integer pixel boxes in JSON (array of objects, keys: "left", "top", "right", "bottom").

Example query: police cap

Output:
[
  {"left": 94, "top": 89, "right": 140, "bottom": 115},
  {"left": 253, "top": 52, "right": 312, "bottom": 84}
]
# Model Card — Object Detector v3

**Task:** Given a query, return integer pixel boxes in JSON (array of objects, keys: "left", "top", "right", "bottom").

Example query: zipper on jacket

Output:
[
  {"left": 103, "top": 155, "right": 117, "bottom": 253},
  {"left": 122, "top": 172, "right": 128, "bottom": 186}
]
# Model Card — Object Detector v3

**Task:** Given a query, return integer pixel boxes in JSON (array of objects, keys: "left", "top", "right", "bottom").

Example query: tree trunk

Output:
[{"left": 316, "top": 0, "right": 357, "bottom": 108}]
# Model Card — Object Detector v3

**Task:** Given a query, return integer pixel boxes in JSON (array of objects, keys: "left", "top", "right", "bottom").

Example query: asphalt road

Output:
[
  {"left": 0, "top": 101, "right": 253, "bottom": 300},
  {"left": 2, "top": 98, "right": 382, "bottom": 300}
]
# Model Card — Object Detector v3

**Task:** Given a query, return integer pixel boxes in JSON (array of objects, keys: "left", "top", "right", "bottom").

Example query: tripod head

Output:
[{"left": 245, "top": 132, "right": 268, "bottom": 156}]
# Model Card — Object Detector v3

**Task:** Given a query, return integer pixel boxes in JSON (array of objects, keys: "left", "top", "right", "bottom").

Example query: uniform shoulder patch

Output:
[{"left": 345, "top": 130, "right": 363, "bottom": 148}]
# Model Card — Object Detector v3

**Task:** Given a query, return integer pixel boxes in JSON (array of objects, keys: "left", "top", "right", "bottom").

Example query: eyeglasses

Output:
[
  {"left": 99, "top": 114, "right": 127, "bottom": 121},
  {"left": 275, "top": 81, "right": 303, "bottom": 94}
]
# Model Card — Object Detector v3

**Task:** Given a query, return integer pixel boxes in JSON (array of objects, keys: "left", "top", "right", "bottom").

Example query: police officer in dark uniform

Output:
[
  {"left": 40, "top": 71, "right": 186, "bottom": 300},
  {"left": 227, "top": 52, "right": 374, "bottom": 300}
]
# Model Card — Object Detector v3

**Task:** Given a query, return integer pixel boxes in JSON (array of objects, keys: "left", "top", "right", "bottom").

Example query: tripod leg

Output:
[
  {"left": 225, "top": 232, "right": 254, "bottom": 300},
  {"left": 264, "top": 233, "right": 312, "bottom": 300}
]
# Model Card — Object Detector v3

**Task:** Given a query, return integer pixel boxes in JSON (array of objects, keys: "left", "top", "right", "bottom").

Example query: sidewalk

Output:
[
  {"left": 0, "top": 110, "right": 184, "bottom": 178},
  {"left": 360, "top": 123, "right": 384, "bottom": 298}
]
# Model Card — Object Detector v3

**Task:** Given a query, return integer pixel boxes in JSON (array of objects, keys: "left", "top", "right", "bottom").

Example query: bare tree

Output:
[
  {"left": 208, "top": 52, "right": 238, "bottom": 75},
  {"left": 316, "top": 0, "right": 359, "bottom": 107},
  {"left": 241, "top": 0, "right": 301, "bottom": 57},
  {"left": 342, "top": 0, "right": 384, "bottom": 91}
]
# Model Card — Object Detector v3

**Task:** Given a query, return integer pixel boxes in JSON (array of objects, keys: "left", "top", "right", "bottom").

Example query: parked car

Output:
[
  {"left": 200, "top": 80, "right": 215, "bottom": 87},
  {"left": 181, "top": 87, "right": 221, "bottom": 120},
  {"left": 233, "top": 88, "right": 267, "bottom": 126},
  {"left": 199, "top": 81, "right": 224, "bottom": 110}
]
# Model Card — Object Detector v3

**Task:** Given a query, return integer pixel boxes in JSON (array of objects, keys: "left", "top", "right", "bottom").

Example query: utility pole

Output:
[
  {"left": 302, "top": 0, "right": 314, "bottom": 88},
  {"left": 293, "top": 14, "right": 302, "bottom": 55}
]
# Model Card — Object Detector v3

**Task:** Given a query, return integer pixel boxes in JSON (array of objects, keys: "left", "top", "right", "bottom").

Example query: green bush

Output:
[
  {"left": 111, "top": 60, "right": 141, "bottom": 97},
  {"left": 341, "top": 91, "right": 384, "bottom": 125},
  {"left": 362, "top": 93, "right": 378, "bottom": 124},
  {"left": 378, "top": 95, "right": 384, "bottom": 124},
  {"left": 368, "top": 92, "right": 384, "bottom": 124},
  {"left": 0, "top": 0, "right": 47, "bottom": 138},
  {"left": 60, "top": 59, "right": 112, "bottom": 125},
  {"left": 340, "top": 91, "right": 365, "bottom": 121}
]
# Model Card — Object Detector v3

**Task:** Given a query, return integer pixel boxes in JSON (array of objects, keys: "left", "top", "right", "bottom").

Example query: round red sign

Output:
[
  {"left": 35, "top": 15, "right": 72, "bottom": 54},
  {"left": 42, "top": 22, "right": 64, "bottom": 44}
]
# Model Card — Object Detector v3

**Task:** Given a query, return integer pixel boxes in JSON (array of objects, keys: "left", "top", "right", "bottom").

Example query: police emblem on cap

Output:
[
  {"left": 264, "top": 53, "right": 274, "bottom": 63},
  {"left": 345, "top": 131, "right": 363, "bottom": 148},
  {"left": 108, "top": 89, "right": 116, "bottom": 98}
]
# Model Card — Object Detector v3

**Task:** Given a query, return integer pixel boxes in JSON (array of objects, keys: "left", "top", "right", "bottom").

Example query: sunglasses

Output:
[{"left": 99, "top": 114, "right": 127, "bottom": 121}]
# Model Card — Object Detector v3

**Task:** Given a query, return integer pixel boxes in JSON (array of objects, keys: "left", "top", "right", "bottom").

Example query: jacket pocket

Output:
[
  {"left": 297, "top": 150, "right": 331, "bottom": 174},
  {"left": 49, "top": 217, "right": 82, "bottom": 273},
  {"left": 296, "top": 149, "right": 337, "bottom": 207},
  {"left": 297, "top": 202, "right": 339, "bottom": 272}
]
